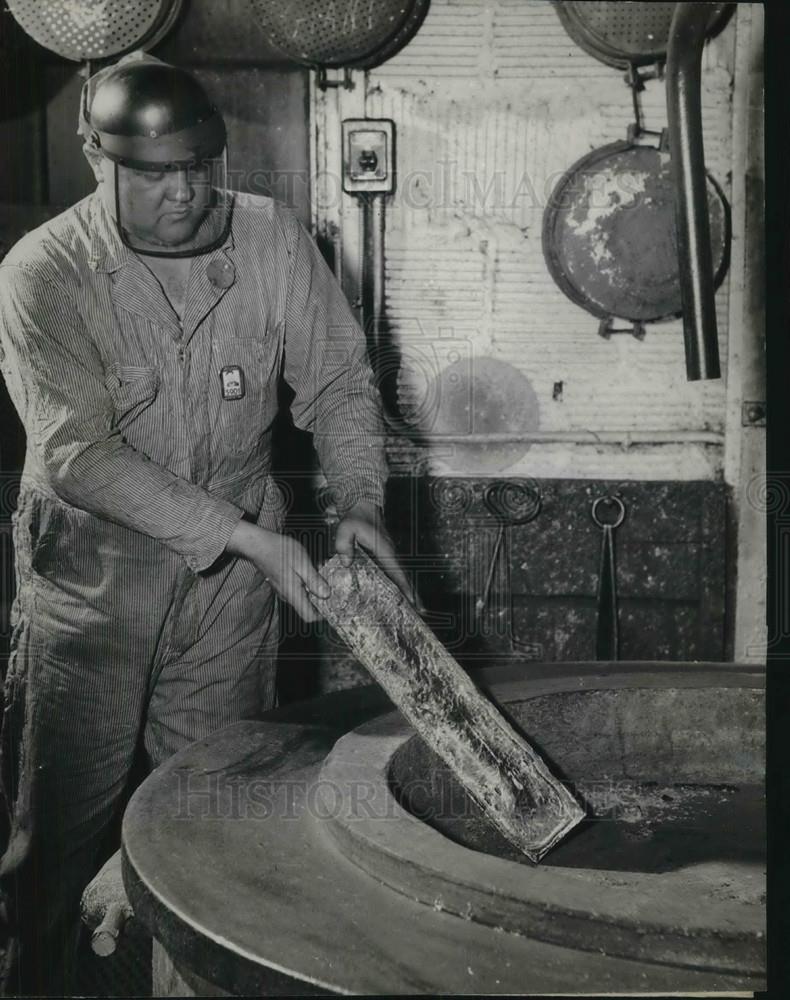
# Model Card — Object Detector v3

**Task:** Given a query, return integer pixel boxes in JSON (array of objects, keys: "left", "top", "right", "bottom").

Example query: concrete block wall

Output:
[{"left": 302, "top": 475, "right": 728, "bottom": 693}]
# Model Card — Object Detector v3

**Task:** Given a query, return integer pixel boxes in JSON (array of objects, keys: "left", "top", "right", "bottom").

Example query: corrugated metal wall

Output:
[{"left": 313, "top": 0, "right": 740, "bottom": 481}]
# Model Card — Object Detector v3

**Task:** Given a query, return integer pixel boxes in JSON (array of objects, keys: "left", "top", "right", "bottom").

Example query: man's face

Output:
[{"left": 99, "top": 156, "right": 215, "bottom": 250}]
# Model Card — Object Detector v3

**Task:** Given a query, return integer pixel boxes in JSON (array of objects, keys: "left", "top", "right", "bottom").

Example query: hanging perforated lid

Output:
[
  {"left": 5, "top": 0, "right": 182, "bottom": 62},
  {"left": 554, "top": 2, "right": 732, "bottom": 69},
  {"left": 247, "top": 0, "right": 429, "bottom": 69}
]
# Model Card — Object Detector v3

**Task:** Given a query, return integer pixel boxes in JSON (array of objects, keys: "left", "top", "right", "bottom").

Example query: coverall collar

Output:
[
  {"left": 88, "top": 189, "right": 238, "bottom": 343},
  {"left": 88, "top": 189, "right": 133, "bottom": 274},
  {"left": 87, "top": 189, "right": 236, "bottom": 273}
]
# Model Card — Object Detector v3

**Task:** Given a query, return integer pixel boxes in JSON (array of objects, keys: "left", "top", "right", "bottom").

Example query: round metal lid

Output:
[
  {"left": 5, "top": 0, "right": 181, "bottom": 62},
  {"left": 247, "top": 0, "right": 427, "bottom": 69},
  {"left": 553, "top": 2, "right": 732, "bottom": 70},
  {"left": 542, "top": 141, "right": 730, "bottom": 324}
]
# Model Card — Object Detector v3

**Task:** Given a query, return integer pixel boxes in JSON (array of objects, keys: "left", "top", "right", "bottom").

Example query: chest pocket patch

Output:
[
  {"left": 211, "top": 337, "right": 276, "bottom": 457},
  {"left": 104, "top": 364, "right": 160, "bottom": 426}
]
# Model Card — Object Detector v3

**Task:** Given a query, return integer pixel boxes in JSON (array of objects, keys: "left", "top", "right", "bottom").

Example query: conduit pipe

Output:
[
  {"left": 414, "top": 431, "right": 725, "bottom": 446},
  {"left": 666, "top": 2, "right": 722, "bottom": 381},
  {"left": 361, "top": 193, "right": 387, "bottom": 372}
]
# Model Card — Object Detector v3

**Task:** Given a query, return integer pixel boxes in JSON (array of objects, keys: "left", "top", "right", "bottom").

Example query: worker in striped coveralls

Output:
[{"left": 0, "top": 52, "right": 412, "bottom": 995}]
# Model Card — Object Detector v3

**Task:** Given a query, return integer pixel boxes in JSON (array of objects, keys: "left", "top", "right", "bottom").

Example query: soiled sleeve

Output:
[
  {"left": 282, "top": 216, "right": 387, "bottom": 516},
  {"left": 0, "top": 263, "right": 243, "bottom": 572}
]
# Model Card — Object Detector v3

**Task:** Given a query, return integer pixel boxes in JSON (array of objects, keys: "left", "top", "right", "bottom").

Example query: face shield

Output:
[
  {"left": 110, "top": 150, "right": 231, "bottom": 258},
  {"left": 80, "top": 53, "right": 233, "bottom": 258}
]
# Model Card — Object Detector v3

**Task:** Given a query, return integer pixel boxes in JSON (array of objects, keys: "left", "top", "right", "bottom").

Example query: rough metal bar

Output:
[{"left": 315, "top": 551, "right": 585, "bottom": 862}]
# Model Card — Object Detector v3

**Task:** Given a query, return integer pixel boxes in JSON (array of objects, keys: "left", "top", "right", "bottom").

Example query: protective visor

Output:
[{"left": 111, "top": 150, "right": 232, "bottom": 258}]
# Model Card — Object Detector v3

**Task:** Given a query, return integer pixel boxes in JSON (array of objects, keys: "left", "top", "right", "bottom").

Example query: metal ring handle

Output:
[{"left": 591, "top": 495, "right": 626, "bottom": 529}]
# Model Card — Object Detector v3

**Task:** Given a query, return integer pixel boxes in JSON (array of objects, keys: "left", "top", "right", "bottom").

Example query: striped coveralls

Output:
[{"left": 0, "top": 189, "right": 386, "bottom": 993}]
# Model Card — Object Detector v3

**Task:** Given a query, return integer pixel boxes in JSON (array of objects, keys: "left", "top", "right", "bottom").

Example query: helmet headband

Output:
[{"left": 95, "top": 114, "right": 226, "bottom": 171}]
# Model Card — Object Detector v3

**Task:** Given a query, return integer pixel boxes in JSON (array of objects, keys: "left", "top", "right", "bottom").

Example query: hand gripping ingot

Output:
[{"left": 314, "top": 550, "right": 585, "bottom": 862}]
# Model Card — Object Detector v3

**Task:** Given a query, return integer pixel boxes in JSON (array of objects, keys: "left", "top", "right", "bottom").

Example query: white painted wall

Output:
[
  {"left": 311, "top": 0, "right": 759, "bottom": 483},
  {"left": 310, "top": 1, "right": 765, "bottom": 658}
]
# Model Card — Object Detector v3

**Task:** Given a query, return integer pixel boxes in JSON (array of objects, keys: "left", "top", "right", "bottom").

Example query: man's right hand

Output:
[{"left": 226, "top": 520, "right": 329, "bottom": 622}]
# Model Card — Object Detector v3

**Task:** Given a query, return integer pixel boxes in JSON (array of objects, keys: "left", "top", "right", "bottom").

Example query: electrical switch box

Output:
[{"left": 342, "top": 119, "right": 395, "bottom": 194}]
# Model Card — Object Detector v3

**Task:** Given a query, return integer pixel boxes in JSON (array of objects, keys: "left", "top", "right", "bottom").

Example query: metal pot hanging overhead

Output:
[
  {"left": 550, "top": 0, "right": 735, "bottom": 380},
  {"left": 246, "top": 0, "right": 430, "bottom": 70},
  {"left": 542, "top": 135, "right": 730, "bottom": 340}
]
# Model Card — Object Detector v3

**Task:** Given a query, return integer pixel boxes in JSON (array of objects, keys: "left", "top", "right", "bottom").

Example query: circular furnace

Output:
[{"left": 122, "top": 662, "right": 765, "bottom": 995}]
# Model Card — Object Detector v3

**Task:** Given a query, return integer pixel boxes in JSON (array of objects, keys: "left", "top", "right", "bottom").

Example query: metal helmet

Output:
[
  {"left": 86, "top": 59, "right": 225, "bottom": 170},
  {"left": 81, "top": 53, "right": 231, "bottom": 258}
]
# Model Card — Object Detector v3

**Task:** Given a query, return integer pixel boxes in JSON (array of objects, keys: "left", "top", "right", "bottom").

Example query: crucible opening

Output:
[{"left": 388, "top": 686, "right": 764, "bottom": 878}]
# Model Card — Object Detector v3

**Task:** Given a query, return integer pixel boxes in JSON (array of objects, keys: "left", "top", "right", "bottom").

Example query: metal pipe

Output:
[
  {"left": 361, "top": 193, "right": 386, "bottom": 372},
  {"left": 361, "top": 191, "right": 410, "bottom": 434},
  {"left": 394, "top": 431, "right": 725, "bottom": 445},
  {"left": 666, "top": 2, "right": 722, "bottom": 381}
]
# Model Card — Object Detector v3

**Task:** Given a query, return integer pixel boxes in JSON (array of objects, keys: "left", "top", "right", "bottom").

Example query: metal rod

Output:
[
  {"left": 666, "top": 2, "right": 722, "bottom": 382},
  {"left": 595, "top": 525, "right": 619, "bottom": 661},
  {"left": 627, "top": 63, "right": 644, "bottom": 136},
  {"left": 361, "top": 193, "right": 386, "bottom": 372},
  {"left": 474, "top": 527, "right": 504, "bottom": 623},
  {"left": 412, "top": 431, "right": 725, "bottom": 445}
]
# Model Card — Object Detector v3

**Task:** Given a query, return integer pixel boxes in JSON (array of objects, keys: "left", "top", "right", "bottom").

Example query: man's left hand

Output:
[{"left": 334, "top": 500, "right": 423, "bottom": 610}]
